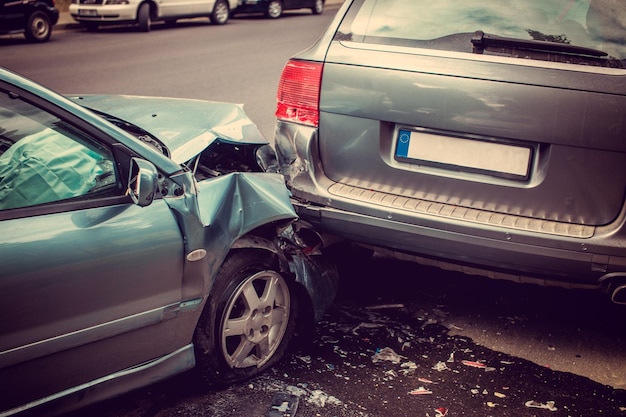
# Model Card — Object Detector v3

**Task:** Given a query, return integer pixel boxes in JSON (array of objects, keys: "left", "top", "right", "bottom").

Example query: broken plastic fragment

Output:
[
  {"left": 372, "top": 347, "right": 405, "bottom": 364},
  {"left": 267, "top": 393, "right": 299, "bottom": 417},
  {"left": 461, "top": 360, "right": 487, "bottom": 368},
  {"left": 409, "top": 387, "right": 433, "bottom": 395},
  {"left": 435, "top": 407, "right": 449, "bottom": 416},
  {"left": 525, "top": 400, "right": 557, "bottom": 411},
  {"left": 432, "top": 361, "right": 450, "bottom": 372}
]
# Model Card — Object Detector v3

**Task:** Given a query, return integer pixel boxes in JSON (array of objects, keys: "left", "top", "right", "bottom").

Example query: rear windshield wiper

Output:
[{"left": 471, "top": 30, "right": 608, "bottom": 57}]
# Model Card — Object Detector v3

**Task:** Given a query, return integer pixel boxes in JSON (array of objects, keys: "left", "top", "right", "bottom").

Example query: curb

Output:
[{"left": 56, "top": 0, "right": 345, "bottom": 30}]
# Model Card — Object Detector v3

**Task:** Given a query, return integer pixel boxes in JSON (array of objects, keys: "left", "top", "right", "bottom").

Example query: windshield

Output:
[{"left": 343, "top": 0, "right": 626, "bottom": 64}]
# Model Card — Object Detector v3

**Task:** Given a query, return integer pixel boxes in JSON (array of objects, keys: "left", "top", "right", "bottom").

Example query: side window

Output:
[{"left": 0, "top": 91, "right": 117, "bottom": 211}]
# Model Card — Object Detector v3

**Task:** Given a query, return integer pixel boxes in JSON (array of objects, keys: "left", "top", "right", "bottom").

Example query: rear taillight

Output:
[{"left": 276, "top": 60, "right": 323, "bottom": 127}]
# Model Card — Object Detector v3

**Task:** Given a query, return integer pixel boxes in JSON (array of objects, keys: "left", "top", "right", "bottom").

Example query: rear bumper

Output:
[{"left": 274, "top": 120, "right": 626, "bottom": 289}]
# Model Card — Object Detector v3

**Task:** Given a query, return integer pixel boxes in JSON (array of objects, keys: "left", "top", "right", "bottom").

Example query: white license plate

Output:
[
  {"left": 79, "top": 9, "right": 98, "bottom": 16},
  {"left": 395, "top": 128, "right": 532, "bottom": 179}
]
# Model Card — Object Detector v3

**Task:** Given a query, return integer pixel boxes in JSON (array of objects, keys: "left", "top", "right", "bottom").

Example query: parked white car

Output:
[{"left": 69, "top": 0, "right": 238, "bottom": 31}]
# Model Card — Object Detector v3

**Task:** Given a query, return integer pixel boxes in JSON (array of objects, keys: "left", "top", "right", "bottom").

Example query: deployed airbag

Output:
[{"left": 0, "top": 128, "right": 103, "bottom": 210}]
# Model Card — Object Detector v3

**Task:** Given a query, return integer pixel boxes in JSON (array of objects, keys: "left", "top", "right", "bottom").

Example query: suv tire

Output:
[{"left": 25, "top": 11, "right": 52, "bottom": 42}]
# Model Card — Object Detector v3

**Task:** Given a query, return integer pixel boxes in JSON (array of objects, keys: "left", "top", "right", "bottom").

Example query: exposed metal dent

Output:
[
  {"left": 232, "top": 223, "right": 339, "bottom": 322},
  {"left": 194, "top": 172, "right": 296, "bottom": 231},
  {"left": 279, "top": 224, "right": 339, "bottom": 321},
  {"left": 164, "top": 171, "right": 297, "bottom": 302}
]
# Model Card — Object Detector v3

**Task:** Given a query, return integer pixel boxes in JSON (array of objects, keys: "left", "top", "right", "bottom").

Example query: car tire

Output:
[
  {"left": 24, "top": 11, "right": 52, "bottom": 42},
  {"left": 193, "top": 250, "right": 297, "bottom": 385},
  {"left": 265, "top": 0, "right": 282, "bottom": 19},
  {"left": 311, "top": 0, "right": 323, "bottom": 15},
  {"left": 210, "top": 0, "right": 229, "bottom": 25},
  {"left": 137, "top": 3, "right": 151, "bottom": 32}
]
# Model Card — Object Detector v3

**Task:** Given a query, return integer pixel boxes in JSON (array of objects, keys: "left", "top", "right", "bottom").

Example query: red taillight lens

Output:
[{"left": 276, "top": 60, "right": 323, "bottom": 127}]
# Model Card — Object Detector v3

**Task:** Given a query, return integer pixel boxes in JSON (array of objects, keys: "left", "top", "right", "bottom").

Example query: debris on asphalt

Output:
[
  {"left": 266, "top": 392, "right": 299, "bottom": 417},
  {"left": 525, "top": 400, "right": 558, "bottom": 411},
  {"left": 408, "top": 387, "right": 433, "bottom": 395},
  {"left": 352, "top": 322, "right": 385, "bottom": 335},
  {"left": 461, "top": 360, "right": 487, "bottom": 368},
  {"left": 372, "top": 347, "right": 405, "bottom": 364},
  {"left": 434, "top": 407, "right": 449, "bottom": 416},
  {"left": 432, "top": 361, "right": 450, "bottom": 372},
  {"left": 365, "top": 303, "right": 405, "bottom": 310}
]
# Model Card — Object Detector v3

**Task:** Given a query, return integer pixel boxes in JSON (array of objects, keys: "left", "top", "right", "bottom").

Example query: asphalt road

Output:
[{"left": 2, "top": 7, "right": 626, "bottom": 417}]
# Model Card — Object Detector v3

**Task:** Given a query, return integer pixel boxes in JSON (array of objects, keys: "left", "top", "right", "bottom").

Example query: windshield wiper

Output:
[{"left": 471, "top": 30, "right": 608, "bottom": 57}]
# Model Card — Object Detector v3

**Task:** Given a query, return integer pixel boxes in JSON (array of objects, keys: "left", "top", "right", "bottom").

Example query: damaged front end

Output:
[{"left": 73, "top": 94, "right": 337, "bottom": 319}]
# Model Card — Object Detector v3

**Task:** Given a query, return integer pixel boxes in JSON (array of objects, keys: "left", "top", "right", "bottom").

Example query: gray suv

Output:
[{"left": 273, "top": 0, "right": 626, "bottom": 303}]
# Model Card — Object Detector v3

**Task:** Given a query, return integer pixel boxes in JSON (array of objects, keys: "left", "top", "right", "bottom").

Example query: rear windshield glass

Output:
[{"left": 339, "top": 0, "right": 626, "bottom": 66}]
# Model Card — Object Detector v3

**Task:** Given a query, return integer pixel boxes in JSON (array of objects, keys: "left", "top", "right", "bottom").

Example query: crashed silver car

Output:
[
  {"left": 0, "top": 67, "right": 337, "bottom": 416},
  {"left": 274, "top": 0, "right": 626, "bottom": 303}
]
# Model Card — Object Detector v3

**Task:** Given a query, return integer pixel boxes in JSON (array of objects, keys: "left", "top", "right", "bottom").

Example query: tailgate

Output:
[{"left": 318, "top": 41, "right": 626, "bottom": 229}]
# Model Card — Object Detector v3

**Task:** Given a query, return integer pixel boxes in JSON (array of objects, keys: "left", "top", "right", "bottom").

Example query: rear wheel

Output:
[
  {"left": 24, "top": 11, "right": 52, "bottom": 42},
  {"left": 311, "top": 0, "right": 323, "bottom": 15},
  {"left": 265, "top": 0, "right": 282, "bottom": 18},
  {"left": 210, "top": 0, "right": 229, "bottom": 25},
  {"left": 137, "top": 3, "right": 151, "bottom": 32},
  {"left": 194, "top": 250, "right": 297, "bottom": 385}
]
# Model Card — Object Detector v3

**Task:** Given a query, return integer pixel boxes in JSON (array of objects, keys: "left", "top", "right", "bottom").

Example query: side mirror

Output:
[{"left": 128, "top": 158, "right": 158, "bottom": 207}]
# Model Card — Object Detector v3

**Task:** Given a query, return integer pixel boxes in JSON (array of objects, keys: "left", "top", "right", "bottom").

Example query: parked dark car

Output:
[
  {"left": 234, "top": 0, "right": 323, "bottom": 19},
  {"left": 0, "top": 66, "right": 337, "bottom": 417},
  {"left": 0, "top": 0, "right": 59, "bottom": 42},
  {"left": 273, "top": 0, "right": 626, "bottom": 304}
]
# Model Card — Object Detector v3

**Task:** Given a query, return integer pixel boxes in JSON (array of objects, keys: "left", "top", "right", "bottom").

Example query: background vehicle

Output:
[
  {"left": 69, "top": 0, "right": 237, "bottom": 31},
  {"left": 0, "top": 66, "right": 337, "bottom": 417},
  {"left": 234, "top": 0, "right": 323, "bottom": 19},
  {"left": 273, "top": 0, "right": 626, "bottom": 303},
  {"left": 0, "top": 0, "right": 59, "bottom": 42}
]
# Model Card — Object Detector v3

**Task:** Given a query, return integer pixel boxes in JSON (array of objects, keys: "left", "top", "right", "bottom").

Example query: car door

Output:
[
  {"left": 0, "top": 0, "right": 27, "bottom": 32},
  {"left": 0, "top": 85, "right": 186, "bottom": 413}
]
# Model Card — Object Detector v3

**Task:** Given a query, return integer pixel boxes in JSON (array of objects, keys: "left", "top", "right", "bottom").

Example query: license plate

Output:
[
  {"left": 395, "top": 128, "right": 532, "bottom": 179},
  {"left": 78, "top": 9, "right": 98, "bottom": 16}
]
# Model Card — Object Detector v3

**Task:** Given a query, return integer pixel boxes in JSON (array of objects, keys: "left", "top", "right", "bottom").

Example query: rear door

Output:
[
  {"left": 0, "top": 0, "right": 27, "bottom": 31},
  {"left": 319, "top": 0, "right": 626, "bottom": 233},
  {"left": 0, "top": 85, "right": 185, "bottom": 412}
]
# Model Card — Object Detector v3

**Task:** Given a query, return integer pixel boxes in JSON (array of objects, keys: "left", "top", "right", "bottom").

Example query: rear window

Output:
[{"left": 338, "top": 0, "right": 626, "bottom": 66}]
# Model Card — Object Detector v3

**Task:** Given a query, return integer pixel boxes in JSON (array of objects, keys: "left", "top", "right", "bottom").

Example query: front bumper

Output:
[{"left": 69, "top": 4, "right": 137, "bottom": 22}]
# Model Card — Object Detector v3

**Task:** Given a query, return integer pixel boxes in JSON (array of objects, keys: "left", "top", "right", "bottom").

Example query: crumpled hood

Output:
[{"left": 68, "top": 95, "right": 268, "bottom": 164}]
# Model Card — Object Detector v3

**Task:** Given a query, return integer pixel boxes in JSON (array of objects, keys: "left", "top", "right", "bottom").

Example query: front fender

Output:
[
  {"left": 194, "top": 172, "right": 296, "bottom": 232},
  {"left": 164, "top": 172, "right": 297, "bottom": 302}
]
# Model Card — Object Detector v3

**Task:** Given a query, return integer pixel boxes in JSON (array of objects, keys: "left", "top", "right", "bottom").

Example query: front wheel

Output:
[
  {"left": 24, "top": 11, "right": 52, "bottom": 42},
  {"left": 137, "top": 3, "right": 151, "bottom": 32},
  {"left": 194, "top": 250, "right": 297, "bottom": 385},
  {"left": 265, "top": 0, "right": 282, "bottom": 18},
  {"left": 210, "top": 0, "right": 229, "bottom": 25},
  {"left": 311, "top": 0, "right": 323, "bottom": 15}
]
